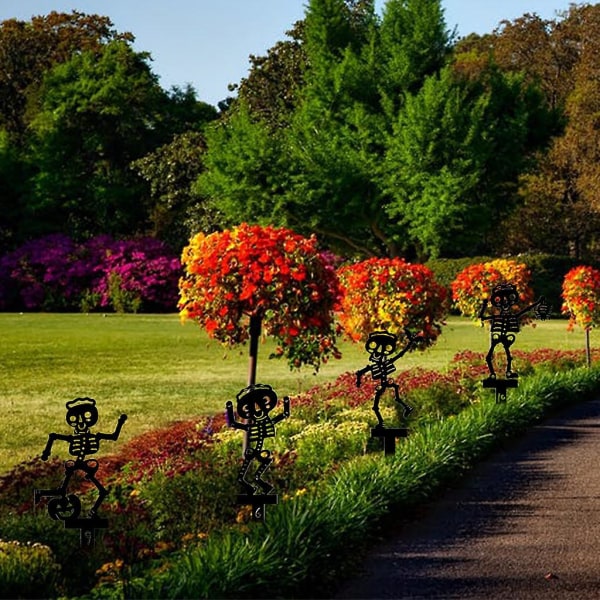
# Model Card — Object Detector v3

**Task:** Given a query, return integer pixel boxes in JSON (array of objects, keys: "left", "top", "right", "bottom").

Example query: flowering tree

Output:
[
  {"left": 178, "top": 224, "right": 342, "bottom": 376},
  {"left": 337, "top": 258, "right": 448, "bottom": 346},
  {"left": 561, "top": 265, "right": 600, "bottom": 366},
  {"left": 451, "top": 258, "right": 534, "bottom": 320}
]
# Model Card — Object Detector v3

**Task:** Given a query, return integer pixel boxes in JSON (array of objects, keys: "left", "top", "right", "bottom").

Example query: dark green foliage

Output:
[
  {"left": 520, "top": 253, "right": 587, "bottom": 315},
  {"left": 425, "top": 255, "right": 493, "bottom": 289}
]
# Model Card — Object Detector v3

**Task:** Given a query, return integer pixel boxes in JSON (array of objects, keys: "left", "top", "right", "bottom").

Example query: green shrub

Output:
[
  {"left": 425, "top": 256, "right": 493, "bottom": 290},
  {"left": 0, "top": 539, "right": 61, "bottom": 599},
  {"left": 290, "top": 420, "right": 369, "bottom": 479},
  {"left": 519, "top": 253, "right": 582, "bottom": 314},
  {"left": 137, "top": 453, "right": 238, "bottom": 543}
]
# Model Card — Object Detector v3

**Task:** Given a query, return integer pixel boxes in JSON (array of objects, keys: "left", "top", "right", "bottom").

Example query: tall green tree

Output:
[
  {"left": 26, "top": 40, "right": 172, "bottom": 239},
  {"left": 0, "top": 11, "right": 132, "bottom": 143},
  {"left": 132, "top": 130, "right": 220, "bottom": 251},
  {"left": 467, "top": 4, "right": 600, "bottom": 260},
  {"left": 233, "top": 20, "right": 306, "bottom": 129},
  {"left": 199, "top": 0, "right": 454, "bottom": 257},
  {"left": 383, "top": 64, "right": 550, "bottom": 258},
  {"left": 198, "top": 0, "right": 554, "bottom": 259}
]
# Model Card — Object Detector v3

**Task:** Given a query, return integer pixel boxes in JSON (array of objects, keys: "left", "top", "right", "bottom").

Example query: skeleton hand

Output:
[
  {"left": 405, "top": 328, "right": 425, "bottom": 346},
  {"left": 282, "top": 396, "right": 291, "bottom": 418},
  {"left": 356, "top": 371, "right": 362, "bottom": 388},
  {"left": 225, "top": 400, "right": 235, "bottom": 425},
  {"left": 478, "top": 299, "right": 488, "bottom": 322},
  {"left": 118, "top": 414, "right": 127, "bottom": 425}
]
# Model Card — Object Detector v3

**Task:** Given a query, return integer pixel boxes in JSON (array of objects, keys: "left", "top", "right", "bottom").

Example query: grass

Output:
[{"left": 0, "top": 312, "right": 593, "bottom": 473}]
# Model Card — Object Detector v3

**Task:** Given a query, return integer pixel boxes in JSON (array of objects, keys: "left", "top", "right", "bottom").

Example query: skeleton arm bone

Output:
[
  {"left": 98, "top": 414, "right": 127, "bottom": 442},
  {"left": 226, "top": 401, "right": 248, "bottom": 430},
  {"left": 479, "top": 299, "right": 491, "bottom": 323},
  {"left": 516, "top": 295, "right": 547, "bottom": 319},
  {"left": 272, "top": 396, "right": 291, "bottom": 424},
  {"left": 390, "top": 329, "right": 423, "bottom": 362},
  {"left": 41, "top": 432, "right": 72, "bottom": 461},
  {"left": 356, "top": 365, "right": 372, "bottom": 387}
]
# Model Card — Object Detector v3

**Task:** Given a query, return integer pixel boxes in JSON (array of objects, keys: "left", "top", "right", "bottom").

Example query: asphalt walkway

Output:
[{"left": 335, "top": 397, "right": 600, "bottom": 599}]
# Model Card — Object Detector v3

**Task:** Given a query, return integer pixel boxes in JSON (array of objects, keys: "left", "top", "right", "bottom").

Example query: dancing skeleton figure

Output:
[
  {"left": 356, "top": 329, "right": 421, "bottom": 428},
  {"left": 226, "top": 384, "right": 290, "bottom": 496},
  {"left": 36, "top": 398, "right": 127, "bottom": 519},
  {"left": 479, "top": 283, "right": 549, "bottom": 380}
]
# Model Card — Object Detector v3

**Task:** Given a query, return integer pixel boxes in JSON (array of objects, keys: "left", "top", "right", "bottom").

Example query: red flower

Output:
[
  {"left": 178, "top": 224, "right": 342, "bottom": 371},
  {"left": 337, "top": 257, "right": 448, "bottom": 346},
  {"left": 562, "top": 265, "right": 600, "bottom": 331}
]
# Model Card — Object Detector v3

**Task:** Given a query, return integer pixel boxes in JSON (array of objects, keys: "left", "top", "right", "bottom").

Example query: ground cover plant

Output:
[{"left": 0, "top": 335, "right": 598, "bottom": 597}]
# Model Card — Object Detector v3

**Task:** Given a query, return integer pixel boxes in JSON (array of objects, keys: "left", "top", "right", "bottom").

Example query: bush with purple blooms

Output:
[{"left": 0, "top": 235, "right": 181, "bottom": 313}]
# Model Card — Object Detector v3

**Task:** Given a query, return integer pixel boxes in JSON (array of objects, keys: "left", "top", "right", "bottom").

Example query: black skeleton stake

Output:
[
  {"left": 356, "top": 329, "right": 421, "bottom": 454},
  {"left": 227, "top": 384, "right": 290, "bottom": 521},
  {"left": 34, "top": 398, "right": 127, "bottom": 547},
  {"left": 479, "top": 283, "right": 549, "bottom": 402}
]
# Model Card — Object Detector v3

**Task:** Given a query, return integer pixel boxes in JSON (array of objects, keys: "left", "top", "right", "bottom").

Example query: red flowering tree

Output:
[
  {"left": 178, "top": 224, "right": 342, "bottom": 377},
  {"left": 337, "top": 258, "right": 448, "bottom": 346},
  {"left": 451, "top": 259, "right": 534, "bottom": 320},
  {"left": 561, "top": 265, "right": 600, "bottom": 366}
]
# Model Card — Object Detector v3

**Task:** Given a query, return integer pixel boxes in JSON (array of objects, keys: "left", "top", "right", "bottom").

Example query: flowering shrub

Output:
[
  {"left": 0, "top": 234, "right": 83, "bottom": 310},
  {"left": 561, "top": 265, "right": 600, "bottom": 331},
  {"left": 451, "top": 258, "right": 534, "bottom": 320},
  {"left": 178, "top": 223, "right": 342, "bottom": 370},
  {"left": 0, "top": 235, "right": 181, "bottom": 312},
  {"left": 85, "top": 236, "right": 182, "bottom": 313},
  {"left": 337, "top": 257, "right": 448, "bottom": 345}
]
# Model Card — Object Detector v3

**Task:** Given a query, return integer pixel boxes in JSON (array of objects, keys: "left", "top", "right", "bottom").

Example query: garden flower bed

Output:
[{"left": 0, "top": 348, "right": 599, "bottom": 598}]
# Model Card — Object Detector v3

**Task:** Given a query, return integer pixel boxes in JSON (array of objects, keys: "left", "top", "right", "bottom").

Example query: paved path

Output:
[{"left": 335, "top": 398, "right": 600, "bottom": 599}]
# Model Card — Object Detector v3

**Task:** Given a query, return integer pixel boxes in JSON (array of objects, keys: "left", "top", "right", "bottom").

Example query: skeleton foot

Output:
[{"left": 506, "top": 370, "right": 519, "bottom": 379}]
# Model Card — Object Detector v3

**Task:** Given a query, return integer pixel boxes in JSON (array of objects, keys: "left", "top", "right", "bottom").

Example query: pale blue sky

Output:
[{"left": 0, "top": 0, "right": 575, "bottom": 107}]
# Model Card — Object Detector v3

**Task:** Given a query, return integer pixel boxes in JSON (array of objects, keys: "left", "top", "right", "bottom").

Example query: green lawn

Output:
[{"left": 0, "top": 313, "right": 592, "bottom": 473}]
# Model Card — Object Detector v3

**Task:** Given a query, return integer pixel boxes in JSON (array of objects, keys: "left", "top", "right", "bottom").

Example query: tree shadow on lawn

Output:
[{"left": 334, "top": 398, "right": 600, "bottom": 600}]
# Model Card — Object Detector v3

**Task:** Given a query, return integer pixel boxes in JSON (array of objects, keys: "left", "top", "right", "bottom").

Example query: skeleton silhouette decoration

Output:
[
  {"left": 356, "top": 329, "right": 421, "bottom": 428},
  {"left": 226, "top": 384, "right": 290, "bottom": 497},
  {"left": 479, "top": 283, "right": 549, "bottom": 380},
  {"left": 35, "top": 398, "right": 126, "bottom": 542}
]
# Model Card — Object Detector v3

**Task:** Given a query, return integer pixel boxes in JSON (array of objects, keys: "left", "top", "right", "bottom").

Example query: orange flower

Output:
[
  {"left": 338, "top": 257, "right": 448, "bottom": 346},
  {"left": 178, "top": 224, "right": 341, "bottom": 371}
]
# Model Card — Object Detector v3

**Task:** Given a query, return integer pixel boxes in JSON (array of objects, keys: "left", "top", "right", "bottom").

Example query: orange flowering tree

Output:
[
  {"left": 561, "top": 265, "right": 600, "bottom": 366},
  {"left": 178, "top": 224, "right": 342, "bottom": 375},
  {"left": 451, "top": 258, "right": 534, "bottom": 320},
  {"left": 337, "top": 257, "right": 448, "bottom": 346}
]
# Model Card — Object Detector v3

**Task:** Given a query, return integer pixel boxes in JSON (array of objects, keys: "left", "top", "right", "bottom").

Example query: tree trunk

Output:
[
  {"left": 248, "top": 313, "right": 262, "bottom": 386},
  {"left": 243, "top": 313, "right": 262, "bottom": 453},
  {"left": 585, "top": 328, "right": 591, "bottom": 368}
]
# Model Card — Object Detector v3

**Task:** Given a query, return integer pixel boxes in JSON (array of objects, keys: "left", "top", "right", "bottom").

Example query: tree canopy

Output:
[
  {"left": 1, "top": 2, "right": 600, "bottom": 263},
  {"left": 197, "top": 0, "right": 557, "bottom": 259}
]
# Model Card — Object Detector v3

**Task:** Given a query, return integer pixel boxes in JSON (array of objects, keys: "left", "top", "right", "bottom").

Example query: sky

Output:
[{"left": 0, "top": 0, "right": 576, "bottom": 107}]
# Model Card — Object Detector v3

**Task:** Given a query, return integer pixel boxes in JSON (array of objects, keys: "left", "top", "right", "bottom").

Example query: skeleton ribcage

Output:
[
  {"left": 491, "top": 315, "right": 520, "bottom": 335},
  {"left": 248, "top": 420, "right": 275, "bottom": 445},
  {"left": 372, "top": 361, "right": 396, "bottom": 380},
  {"left": 70, "top": 435, "right": 99, "bottom": 457}
]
